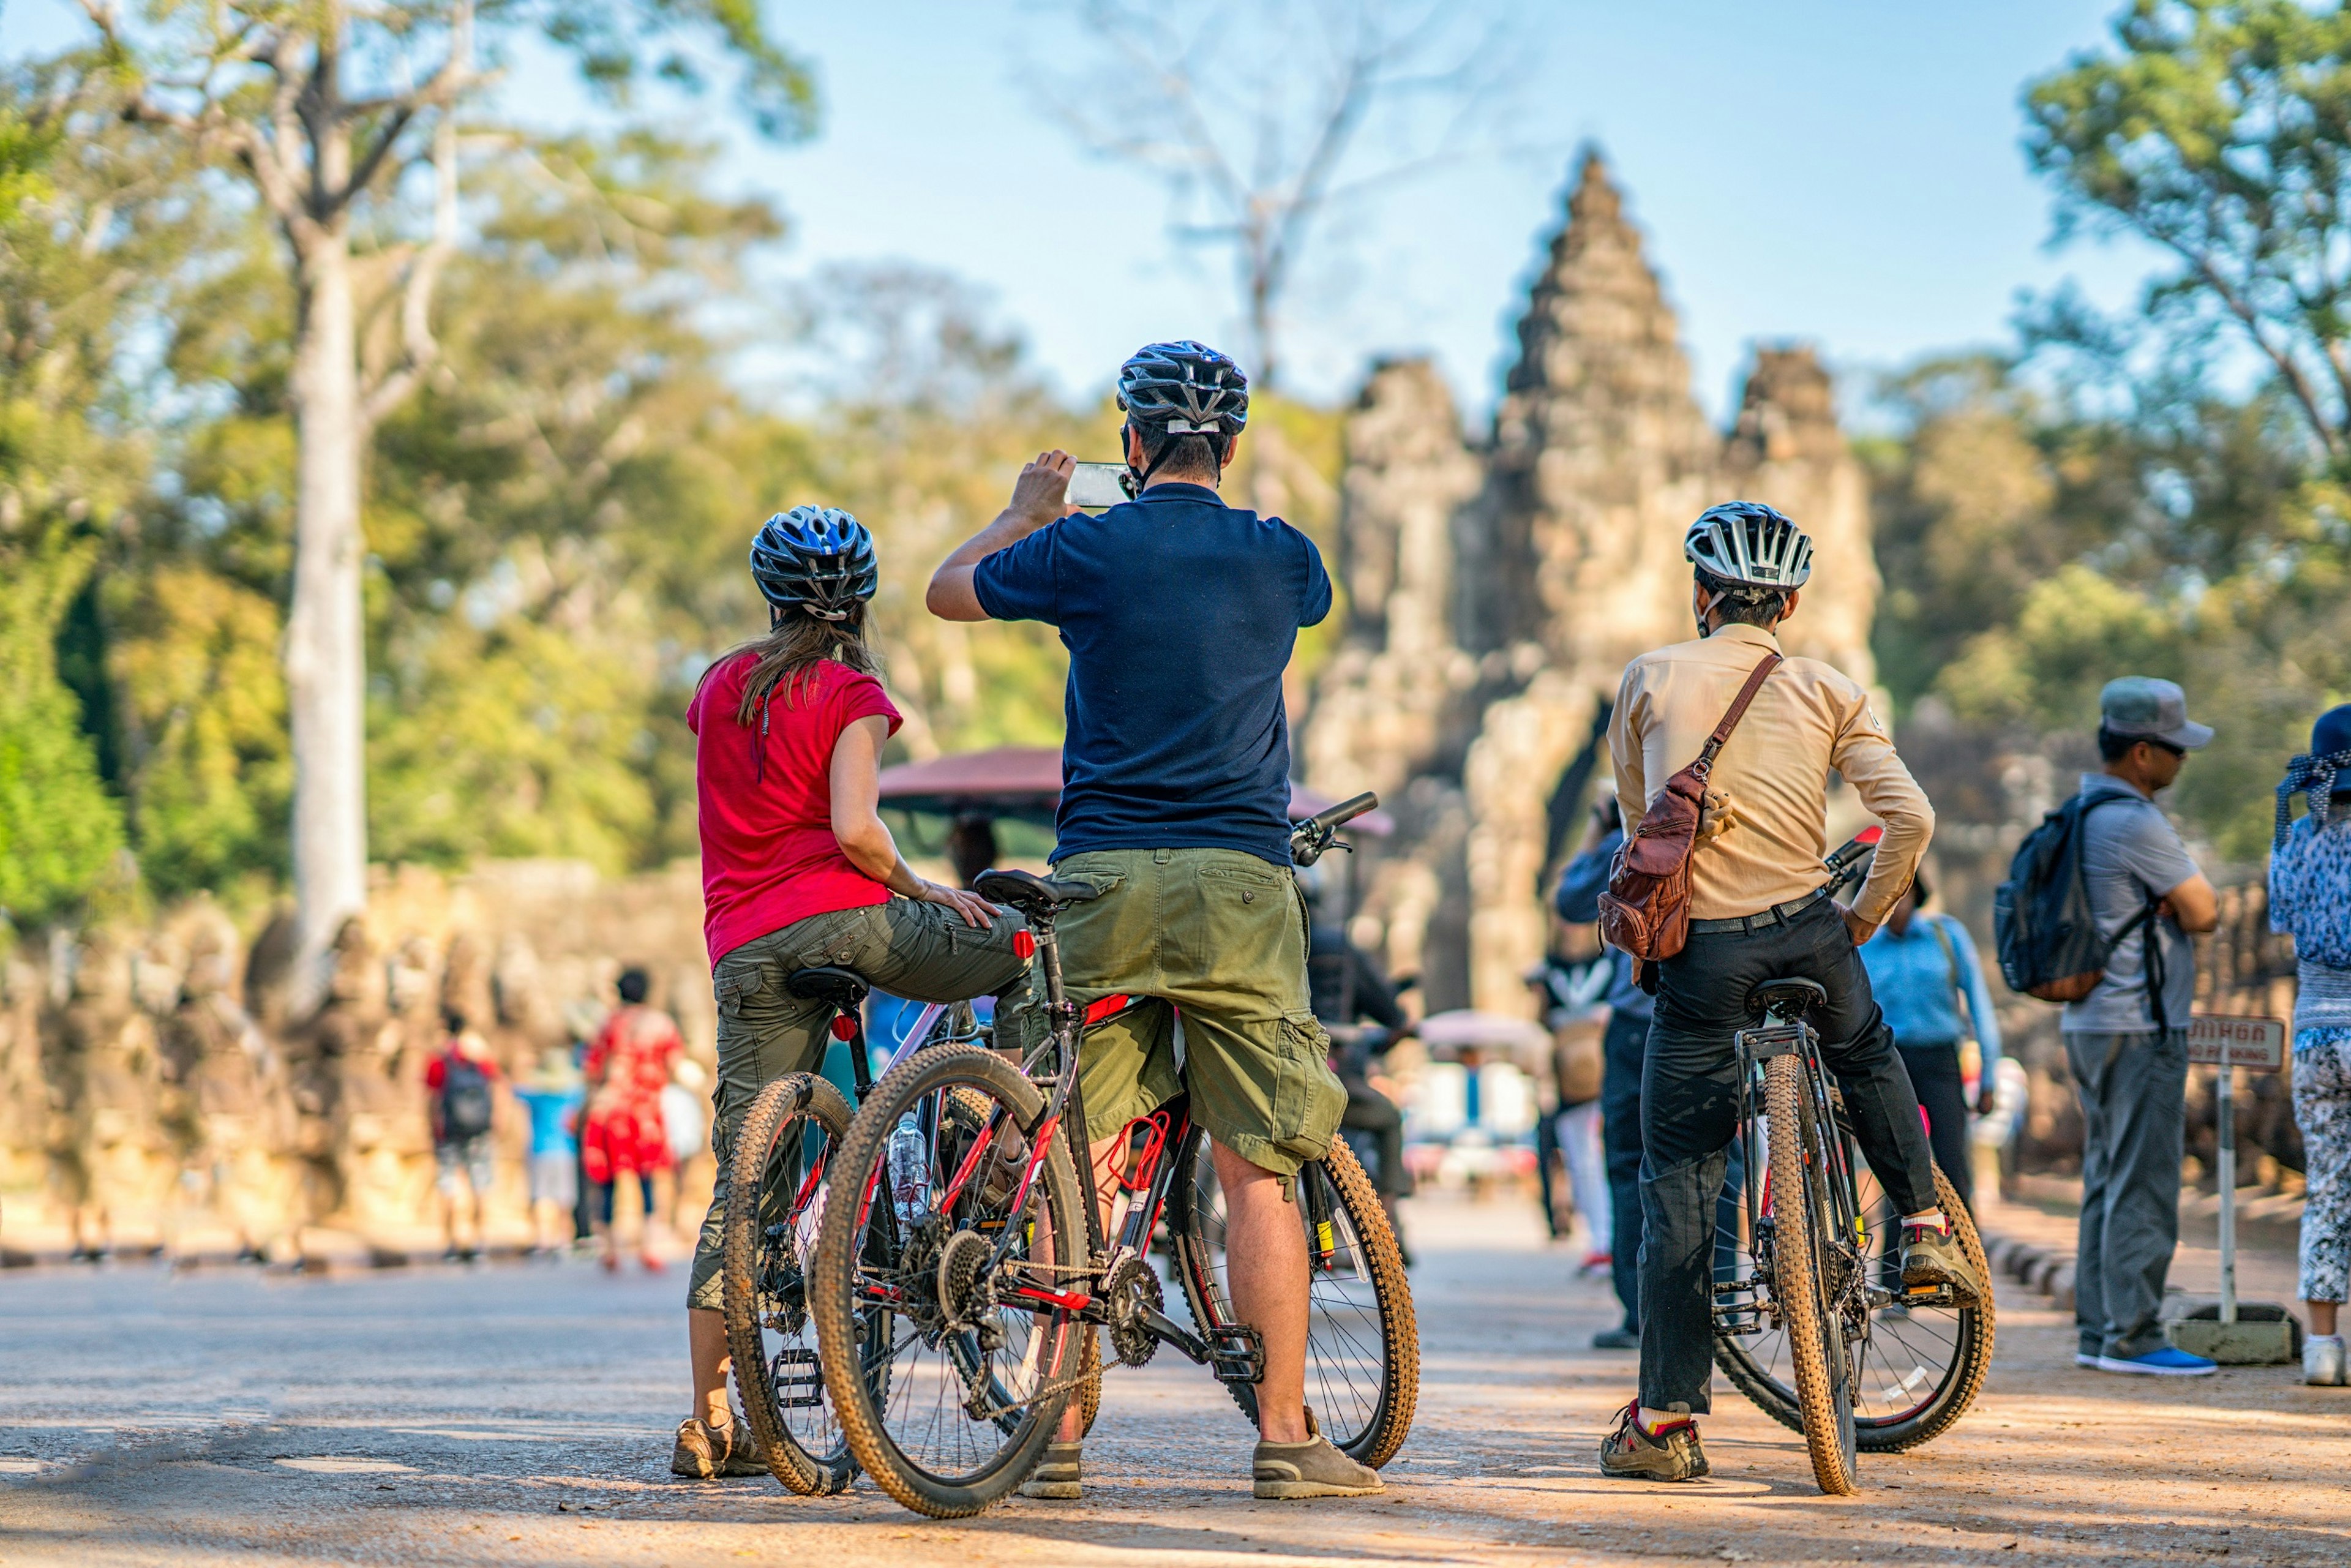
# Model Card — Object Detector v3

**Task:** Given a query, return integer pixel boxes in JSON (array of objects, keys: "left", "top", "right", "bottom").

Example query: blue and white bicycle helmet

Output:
[
  {"left": 1117, "top": 341, "right": 1250, "bottom": 437},
  {"left": 1684, "top": 501, "right": 1812, "bottom": 590},
  {"left": 749, "top": 506, "right": 878, "bottom": 621}
]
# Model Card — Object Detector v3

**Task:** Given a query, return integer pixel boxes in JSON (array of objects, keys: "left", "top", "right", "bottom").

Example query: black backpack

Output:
[
  {"left": 439, "top": 1052, "right": 495, "bottom": 1141},
  {"left": 1992, "top": 792, "right": 2162, "bottom": 1019}
]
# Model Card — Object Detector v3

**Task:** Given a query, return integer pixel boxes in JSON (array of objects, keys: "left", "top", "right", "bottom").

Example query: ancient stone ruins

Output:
[{"left": 1303, "top": 149, "right": 1880, "bottom": 1016}]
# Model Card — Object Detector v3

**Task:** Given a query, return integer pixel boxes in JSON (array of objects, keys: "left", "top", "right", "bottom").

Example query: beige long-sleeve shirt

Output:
[{"left": 1607, "top": 622, "right": 1932, "bottom": 926}]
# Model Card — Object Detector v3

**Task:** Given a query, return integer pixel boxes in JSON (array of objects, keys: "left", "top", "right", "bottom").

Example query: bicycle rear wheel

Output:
[
  {"left": 721, "top": 1073, "right": 862, "bottom": 1493},
  {"left": 810, "top": 1043, "right": 1088, "bottom": 1518},
  {"left": 1715, "top": 1152, "right": 1993, "bottom": 1452},
  {"left": 1166, "top": 1127, "right": 1417, "bottom": 1466},
  {"left": 1761, "top": 1053, "right": 1858, "bottom": 1495}
]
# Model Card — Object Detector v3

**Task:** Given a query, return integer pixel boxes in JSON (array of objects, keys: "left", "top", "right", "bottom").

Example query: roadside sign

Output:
[{"left": 2186, "top": 1015, "right": 2285, "bottom": 1072}]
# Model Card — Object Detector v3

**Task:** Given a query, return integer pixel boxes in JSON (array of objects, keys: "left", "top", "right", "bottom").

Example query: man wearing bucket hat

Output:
[{"left": 2066, "top": 677, "right": 2221, "bottom": 1376}]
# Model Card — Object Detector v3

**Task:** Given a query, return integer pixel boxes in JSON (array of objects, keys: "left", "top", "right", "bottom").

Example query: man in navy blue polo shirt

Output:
[{"left": 928, "top": 341, "right": 1378, "bottom": 1503}]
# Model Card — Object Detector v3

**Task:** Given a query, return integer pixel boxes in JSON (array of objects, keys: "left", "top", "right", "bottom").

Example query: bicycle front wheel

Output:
[
  {"left": 1166, "top": 1127, "right": 1417, "bottom": 1466},
  {"left": 722, "top": 1073, "right": 860, "bottom": 1493},
  {"left": 1762, "top": 1052, "right": 1858, "bottom": 1495},
  {"left": 809, "top": 1043, "right": 1088, "bottom": 1518}
]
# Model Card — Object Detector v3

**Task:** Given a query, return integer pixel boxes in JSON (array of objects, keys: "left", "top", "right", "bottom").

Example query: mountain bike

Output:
[
  {"left": 806, "top": 793, "right": 1417, "bottom": 1518},
  {"left": 720, "top": 974, "right": 1103, "bottom": 1494},
  {"left": 1706, "top": 831, "right": 1995, "bottom": 1494}
]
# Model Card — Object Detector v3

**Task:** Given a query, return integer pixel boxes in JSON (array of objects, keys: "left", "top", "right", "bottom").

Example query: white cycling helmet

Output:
[{"left": 1684, "top": 501, "right": 1812, "bottom": 590}]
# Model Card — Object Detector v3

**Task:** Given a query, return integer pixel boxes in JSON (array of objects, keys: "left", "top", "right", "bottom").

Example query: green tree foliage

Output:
[
  {"left": 0, "top": 96, "right": 140, "bottom": 921},
  {"left": 2026, "top": 0, "right": 2351, "bottom": 468}
]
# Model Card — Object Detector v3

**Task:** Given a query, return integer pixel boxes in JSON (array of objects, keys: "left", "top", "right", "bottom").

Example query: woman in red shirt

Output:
[{"left": 675, "top": 505, "right": 1037, "bottom": 1480}]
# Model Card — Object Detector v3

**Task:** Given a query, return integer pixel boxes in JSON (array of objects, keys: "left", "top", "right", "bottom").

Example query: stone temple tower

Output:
[{"left": 1304, "top": 148, "right": 1879, "bottom": 1015}]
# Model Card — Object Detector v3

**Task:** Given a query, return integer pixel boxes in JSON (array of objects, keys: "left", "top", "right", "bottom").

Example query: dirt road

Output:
[{"left": 2, "top": 1193, "right": 2342, "bottom": 1567}]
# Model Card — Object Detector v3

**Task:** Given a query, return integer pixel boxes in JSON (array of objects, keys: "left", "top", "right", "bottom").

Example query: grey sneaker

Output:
[
  {"left": 1019, "top": 1441, "right": 1083, "bottom": 1499},
  {"left": 1599, "top": 1402, "right": 1708, "bottom": 1482},
  {"left": 1591, "top": 1325, "right": 1640, "bottom": 1350},
  {"left": 1252, "top": 1409, "right": 1382, "bottom": 1499},
  {"left": 670, "top": 1416, "right": 768, "bottom": 1479},
  {"left": 1900, "top": 1219, "right": 1984, "bottom": 1307},
  {"left": 2304, "top": 1337, "right": 2346, "bottom": 1387}
]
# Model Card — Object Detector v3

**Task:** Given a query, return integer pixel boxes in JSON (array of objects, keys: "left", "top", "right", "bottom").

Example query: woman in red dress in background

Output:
[{"left": 582, "top": 967, "right": 683, "bottom": 1274}]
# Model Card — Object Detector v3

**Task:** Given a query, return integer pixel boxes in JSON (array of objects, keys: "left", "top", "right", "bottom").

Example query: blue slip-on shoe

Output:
[{"left": 2095, "top": 1346, "right": 2217, "bottom": 1376}]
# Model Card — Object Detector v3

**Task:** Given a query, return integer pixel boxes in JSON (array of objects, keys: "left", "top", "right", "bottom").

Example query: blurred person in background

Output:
[
  {"left": 513, "top": 1048, "right": 583, "bottom": 1256},
  {"left": 2268, "top": 702, "right": 2351, "bottom": 1387},
  {"left": 2064, "top": 677, "right": 2219, "bottom": 1378},
  {"left": 1858, "top": 865, "right": 2002, "bottom": 1215},
  {"left": 1305, "top": 871, "right": 1414, "bottom": 1261},
  {"left": 660, "top": 1059, "right": 711, "bottom": 1237},
  {"left": 583, "top": 967, "right": 681, "bottom": 1277},
  {"left": 1528, "top": 948, "right": 1611, "bottom": 1273},
  {"left": 1554, "top": 792, "right": 1651, "bottom": 1351},
  {"left": 424, "top": 1007, "right": 500, "bottom": 1262}
]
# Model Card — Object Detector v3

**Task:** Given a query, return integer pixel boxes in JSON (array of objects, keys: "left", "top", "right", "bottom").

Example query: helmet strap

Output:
[{"left": 1127, "top": 422, "right": 1230, "bottom": 490}]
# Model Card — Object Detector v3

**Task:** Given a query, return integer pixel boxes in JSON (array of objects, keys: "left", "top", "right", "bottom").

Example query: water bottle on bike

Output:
[{"left": 887, "top": 1113, "right": 931, "bottom": 1228}]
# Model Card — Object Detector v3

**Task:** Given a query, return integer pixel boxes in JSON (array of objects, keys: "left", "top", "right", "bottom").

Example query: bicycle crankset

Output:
[{"left": 1104, "top": 1255, "right": 1164, "bottom": 1368}]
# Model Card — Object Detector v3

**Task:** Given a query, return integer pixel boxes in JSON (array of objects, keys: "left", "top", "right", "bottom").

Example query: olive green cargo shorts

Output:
[
  {"left": 687, "top": 897, "right": 1038, "bottom": 1311},
  {"left": 1049, "top": 847, "right": 1345, "bottom": 1184}
]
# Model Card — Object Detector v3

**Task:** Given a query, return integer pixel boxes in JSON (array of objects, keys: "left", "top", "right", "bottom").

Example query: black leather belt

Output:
[{"left": 1687, "top": 884, "right": 1832, "bottom": 936}]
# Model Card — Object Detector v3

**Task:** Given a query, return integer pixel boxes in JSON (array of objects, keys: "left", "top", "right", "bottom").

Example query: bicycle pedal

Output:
[
  {"left": 1902, "top": 1283, "right": 1957, "bottom": 1307},
  {"left": 770, "top": 1348, "right": 825, "bottom": 1408},
  {"left": 1206, "top": 1324, "right": 1265, "bottom": 1386}
]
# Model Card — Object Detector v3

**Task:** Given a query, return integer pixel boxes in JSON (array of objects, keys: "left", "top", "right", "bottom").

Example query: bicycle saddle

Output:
[
  {"left": 972, "top": 868, "right": 1103, "bottom": 916},
  {"left": 1745, "top": 977, "right": 1828, "bottom": 1022},
  {"left": 786, "top": 966, "right": 871, "bottom": 1010}
]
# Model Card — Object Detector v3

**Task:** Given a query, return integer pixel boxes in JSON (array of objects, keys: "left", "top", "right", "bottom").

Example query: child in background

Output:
[
  {"left": 514, "top": 1048, "right": 585, "bottom": 1256},
  {"left": 424, "top": 1008, "right": 501, "bottom": 1262}
]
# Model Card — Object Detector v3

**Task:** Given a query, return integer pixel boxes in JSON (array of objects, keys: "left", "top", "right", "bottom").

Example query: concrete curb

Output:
[{"left": 1981, "top": 1229, "right": 2077, "bottom": 1315}]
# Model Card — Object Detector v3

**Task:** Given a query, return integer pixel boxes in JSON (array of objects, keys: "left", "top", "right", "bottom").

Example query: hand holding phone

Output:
[{"left": 1066, "top": 462, "right": 1135, "bottom": 510}]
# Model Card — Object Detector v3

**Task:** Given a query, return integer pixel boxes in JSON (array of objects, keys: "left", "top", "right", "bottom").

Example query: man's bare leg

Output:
[
  {"left": 1213, "top": 1138, "right": 1310, "bottom": 1444},
  {"left": 688, "top": 1307, "right": 732, "bottom": 1428}
]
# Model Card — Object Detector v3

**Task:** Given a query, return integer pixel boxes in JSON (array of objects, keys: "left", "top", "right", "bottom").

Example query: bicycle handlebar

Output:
[
  {"left": 1822, "top": 825, "right": 1882, "bottom": 898},
  {"left": 1289, "top": 790, "right": 1379, "bottom": 867}
]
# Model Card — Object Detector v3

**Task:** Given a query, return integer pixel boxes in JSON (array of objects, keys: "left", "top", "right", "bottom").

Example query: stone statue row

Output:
[{"left": 0, "top": 903, "right": 624, "bottom": 1261}]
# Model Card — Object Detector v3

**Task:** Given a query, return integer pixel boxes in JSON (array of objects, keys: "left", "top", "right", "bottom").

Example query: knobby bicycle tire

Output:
[
  {"left": 1715, "top": 1163, "right": 1994, "bottom": 1452},
  {"left": 1166, "top": 1128, "right": 1419, "bottom": 1467},
  {"left": 809, "top": 1042, "right": 1087, "bottom": 1518},
  {"left": 1763, "top": 1053, "right": 1859, "bottom": 1495},
  {"left": 721, "top": 1072, "right": 858, "bottom": 1494}
]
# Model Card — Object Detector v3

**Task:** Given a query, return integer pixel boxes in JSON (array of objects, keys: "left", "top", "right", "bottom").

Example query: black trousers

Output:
[
  {"left": 1600, "top": 1009, "right": 1649, "bottom": 1329},
  {"left": 1340, "top": 1077, "right": 1408, "bottom": 1199},
  {"left": 1638, "top": 896, "right": 1936, "bottom": 1414},
  {"left": 1896, "top": 1040, "right": 1971, "bottom": 1215}
]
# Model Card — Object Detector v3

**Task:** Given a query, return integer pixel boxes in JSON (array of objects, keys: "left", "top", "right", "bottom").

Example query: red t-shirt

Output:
[{"left": 689, "top": 653, "right": 902, "bottom": 964}]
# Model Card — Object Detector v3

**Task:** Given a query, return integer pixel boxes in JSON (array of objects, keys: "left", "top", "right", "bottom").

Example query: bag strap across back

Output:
[{"left": 1688, "top": 653, "right": 1783, "bottom": 782}]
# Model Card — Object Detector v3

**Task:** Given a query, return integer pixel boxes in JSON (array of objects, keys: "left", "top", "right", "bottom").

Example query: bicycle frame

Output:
[{"left": 836, "top": 910, "right": 1252, "bottom": 1378}]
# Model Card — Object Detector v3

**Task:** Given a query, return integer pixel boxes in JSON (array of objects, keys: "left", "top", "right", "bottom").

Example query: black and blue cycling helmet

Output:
[
  {"left": 1684, "top": 500, "right": 1813, "bottom": 590},
  {"left": 749, "top": 506, "right": 878, "bottom": 621},
  {"left": 1117, "top": 340, "right": 1250, "bottom": 438}
]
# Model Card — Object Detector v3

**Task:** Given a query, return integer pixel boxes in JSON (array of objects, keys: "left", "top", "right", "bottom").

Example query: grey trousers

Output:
[{"left": 2064, "top": 1028, "right": 2188, "bottom": 1360}]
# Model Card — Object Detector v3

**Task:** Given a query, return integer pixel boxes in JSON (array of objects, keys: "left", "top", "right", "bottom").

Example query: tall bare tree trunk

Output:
[{"left": 284, "top": 211, "right": 369, "bottom": 1005}]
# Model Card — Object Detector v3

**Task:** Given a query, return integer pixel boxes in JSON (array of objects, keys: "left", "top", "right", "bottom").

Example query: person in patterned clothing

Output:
[
  {"left": 2268, "top": 702, "right": 2351, "bottom": 1387},
  {"left": 582, "top": 968, "right": 683, "bottom": 1275}
]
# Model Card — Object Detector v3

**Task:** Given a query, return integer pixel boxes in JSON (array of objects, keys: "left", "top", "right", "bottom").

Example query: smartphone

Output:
[{"left": 1065, "top": 462, "right": 1134, "bottom": 510}]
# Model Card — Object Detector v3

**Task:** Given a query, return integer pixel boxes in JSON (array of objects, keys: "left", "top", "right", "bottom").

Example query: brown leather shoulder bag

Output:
[{"left": 1595, "top": 652, "right": 1783, "bottom": 963}]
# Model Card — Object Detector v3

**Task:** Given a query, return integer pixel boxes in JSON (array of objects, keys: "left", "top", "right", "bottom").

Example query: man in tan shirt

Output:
[{"left": 1597, "top": 501, "right": 1981, "bottom": 1484}]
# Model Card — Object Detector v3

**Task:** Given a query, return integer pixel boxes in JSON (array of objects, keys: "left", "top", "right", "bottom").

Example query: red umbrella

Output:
[{"left": 876, "top": 746, "right": 1392, "bottom": 835}]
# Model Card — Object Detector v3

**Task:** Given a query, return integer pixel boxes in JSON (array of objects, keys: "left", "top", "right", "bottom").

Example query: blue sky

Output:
[{"left": 7, "top": 0, "right": 2162, "bottom": 424}]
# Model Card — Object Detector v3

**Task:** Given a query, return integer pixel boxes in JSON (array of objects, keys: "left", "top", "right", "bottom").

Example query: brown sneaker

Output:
[
  {"left": 1599, "top": 1402, "right": 1708, "bottom": 1481},
  {"left": 1900, "top": 1218, "right": 1985, "bottom": 1307},
  {"left": 1018, "top": 1441, "right": 1082, "bottom": 1499},
  {"left": 670, "top": 1416, "right": 770, "bottom": 1479},
  {"left": 1252, "top": 1409, "right": 1382, "bottom": 1499}
]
